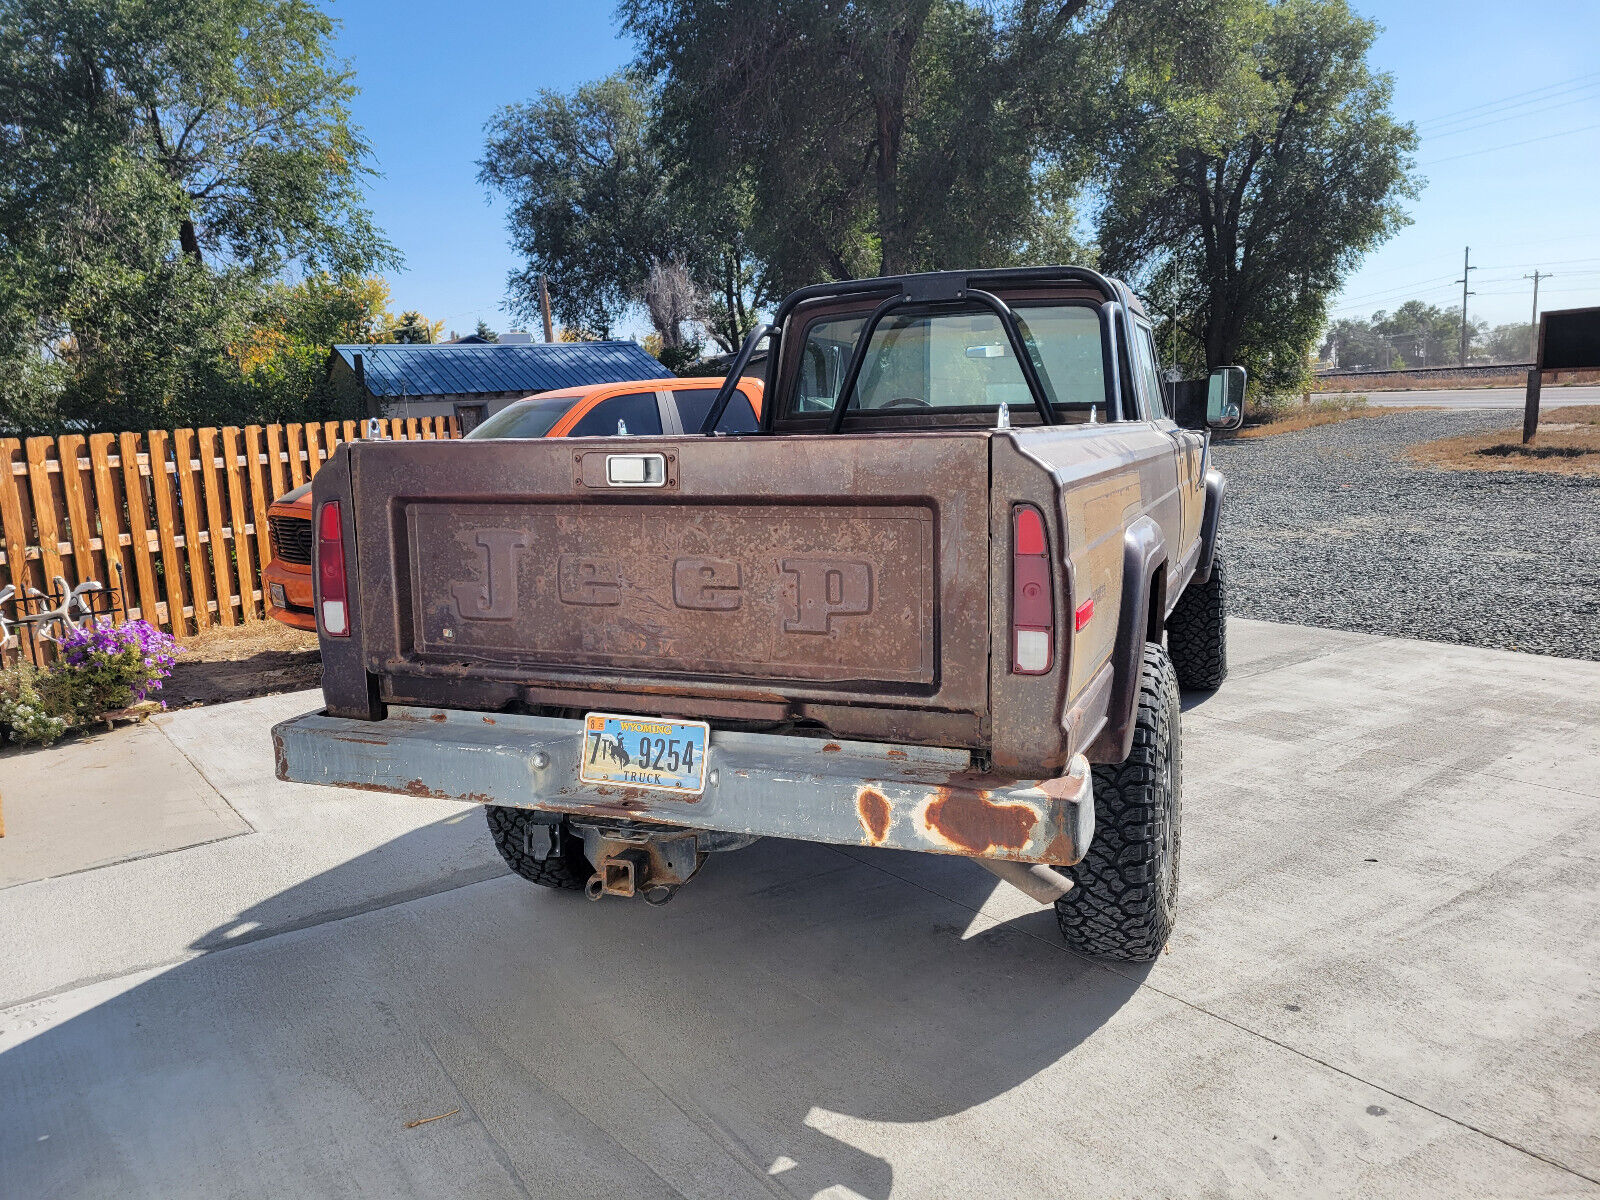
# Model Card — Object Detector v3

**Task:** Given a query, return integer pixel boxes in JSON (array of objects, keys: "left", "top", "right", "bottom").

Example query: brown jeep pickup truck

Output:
[{"left": 272, "top": 266, "right": 1242, "bottom": 961}]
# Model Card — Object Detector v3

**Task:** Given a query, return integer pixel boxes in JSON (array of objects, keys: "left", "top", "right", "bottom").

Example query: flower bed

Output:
[{"left": 0, "top": 620, "right": 182, "bottom": 746}]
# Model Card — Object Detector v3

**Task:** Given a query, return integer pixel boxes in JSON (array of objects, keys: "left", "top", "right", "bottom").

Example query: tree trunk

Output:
[
  {"left": 179, "top": 218, "right": 203, "bottom": 263},
  {"left": 873, "top": 95, "right": 904, "bottom": 276}
]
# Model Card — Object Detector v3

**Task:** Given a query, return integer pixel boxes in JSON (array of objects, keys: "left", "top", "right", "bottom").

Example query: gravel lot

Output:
[{"left": 1212, "top": 410, "right": 1600, "bottom": 661}]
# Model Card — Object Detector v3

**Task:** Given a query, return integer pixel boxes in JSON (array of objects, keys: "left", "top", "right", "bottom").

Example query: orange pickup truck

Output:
[{"left": 263, "top": 376, "right": 764, "bottom": 629}]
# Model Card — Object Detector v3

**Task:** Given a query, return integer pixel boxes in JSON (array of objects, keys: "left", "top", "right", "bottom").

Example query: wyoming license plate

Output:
[{"left": 578, "top": 713, "right": 710, "bottom": 796}]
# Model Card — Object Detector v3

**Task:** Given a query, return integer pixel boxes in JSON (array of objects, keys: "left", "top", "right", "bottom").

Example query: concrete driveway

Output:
[{"left": 2, "top": 619, "right": 1597, "bottom": 1198}]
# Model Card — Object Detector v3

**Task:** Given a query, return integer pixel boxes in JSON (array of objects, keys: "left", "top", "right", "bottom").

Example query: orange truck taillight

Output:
[
  {"left": 1011, "top": 504, "right": 1053, "bottom": 674},
  {"left": 316, "top": 501, "right": 350, "bottom": 637}
]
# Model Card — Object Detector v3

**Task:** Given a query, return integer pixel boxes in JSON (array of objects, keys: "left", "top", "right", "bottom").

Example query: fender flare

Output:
[
  {"left": 1193, "top": 469, "right": 1226, "bottom": 585},
  {"left": 1087, "top": 517, "right": 1167, "bottom": 763}
]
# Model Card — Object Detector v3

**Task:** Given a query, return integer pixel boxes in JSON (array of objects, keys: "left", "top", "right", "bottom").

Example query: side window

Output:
[
  {"left": 568, "top": 391, "right": 663, "bottom": 437},
  {"left": 1129, "top": 322, "right": 1165, "bottom": 421},
  {"left": 672, "top": 387, "right": 759, "bottom": 434}
]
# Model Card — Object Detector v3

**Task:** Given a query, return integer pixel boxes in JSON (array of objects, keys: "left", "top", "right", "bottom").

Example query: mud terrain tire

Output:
[
  {"left": 1054, "top": 643, "right": 1182, "bottom": 962},
  {"left": 486, "top": 806, "right": 592, "bottom": 890},
  {"left": 1167, "top": 560, "right": 1227, "bottom": 690}
]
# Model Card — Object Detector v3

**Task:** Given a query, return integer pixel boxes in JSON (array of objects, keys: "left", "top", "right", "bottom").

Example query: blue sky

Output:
[{"left": 331, "top": 0, "right": 1600, "bottom": 338}]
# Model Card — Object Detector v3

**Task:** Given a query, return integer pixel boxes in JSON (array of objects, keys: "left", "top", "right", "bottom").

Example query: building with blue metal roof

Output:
[{"left": 328, "top": 341, "right": 671, "bottom": 428}]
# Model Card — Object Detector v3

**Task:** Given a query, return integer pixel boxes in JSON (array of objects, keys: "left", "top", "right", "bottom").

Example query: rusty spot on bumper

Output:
[
  {"left": 921, "top": 787, "right": 1037, "bottom": 855},
  {"left": 821, "top": 742, "right": 842, "bottom": 753},
  {"left": 857, "top": 787, "right": 891, "bottom": 844},
  {"left": 332, "top": 734, "right": 389, "bottom": 746}
]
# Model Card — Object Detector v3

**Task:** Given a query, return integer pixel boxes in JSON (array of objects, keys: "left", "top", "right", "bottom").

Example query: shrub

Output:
[
  {"left": 0, "top": 664, "right": 71, "bottom": 746},
  {"left": 51, "top": 619, "right": 182, "bottom": 720}
]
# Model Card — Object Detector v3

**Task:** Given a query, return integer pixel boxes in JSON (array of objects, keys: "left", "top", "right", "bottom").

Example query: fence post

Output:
[
  {"left": 0, "top": 439, "right": 30, "bottom": 659},
  {"left": 116, "top": 432, "right": 163, "bottom": 628},
  {"left": 196, "top": 428, "right": 237, "bottom": 626},
  {"left": 87, "top": 434, "right": 131, "bottom": 625},
  {"left": 24, "top": 437, "right": 66, "bottom": 591},
  {"left": 172, "top": 428, "right": 213, "bottom": 630},
  {"left": 1522, "top": 368, "right": 1542, "bottom": 444},
  {"left": 222, "top": 427, "right": 258, "bottom": 622},
  {"left": 56, "top": 434, "right": 97, "bottom": 590},
  {"left": 146, "top": 431, "right": 189, "bottom": 639}
]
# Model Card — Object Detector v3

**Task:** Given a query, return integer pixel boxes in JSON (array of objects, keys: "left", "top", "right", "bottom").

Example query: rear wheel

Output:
[
  {"left": 1054, "top": 643, "right": 1182, "bottom": 962},
  {"left": 1167, "top": 560, "right": 1227, "bottom": 691},
  {"left": 486, "top": 806, "right": 592, "bottom": 890}
]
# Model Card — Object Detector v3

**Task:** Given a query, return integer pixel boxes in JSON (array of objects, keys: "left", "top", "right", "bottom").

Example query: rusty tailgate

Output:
[{"left": 344, "top": 432, "right": 994, "bottom": 736}]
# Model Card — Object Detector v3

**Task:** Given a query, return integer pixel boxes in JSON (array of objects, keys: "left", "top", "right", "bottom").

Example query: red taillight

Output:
[
  {"left": 316, "top": 500, "right": 349, "bottom": 637},
  {"left": 1011, "top": 504, "right": 1053, "bottom": 674}
]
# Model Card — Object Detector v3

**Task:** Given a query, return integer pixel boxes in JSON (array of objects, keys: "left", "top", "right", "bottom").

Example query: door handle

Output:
[{"left": 605, "top": 453, "right": 666, "bottom": 487}]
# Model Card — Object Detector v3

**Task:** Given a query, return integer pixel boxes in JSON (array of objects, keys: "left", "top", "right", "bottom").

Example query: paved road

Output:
[
  {"left": 1314, "top": 384, "right": 1600, "bottom": 409},
  {"left": 2, "top": 621, "right": 1598, "bottom": 1198}
]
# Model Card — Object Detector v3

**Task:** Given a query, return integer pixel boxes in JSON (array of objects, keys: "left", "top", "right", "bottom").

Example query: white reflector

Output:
[
  {"left": 321, "top": 599, "right": 348, "bottom": 636},
  {"left": 1015, "top": 629, "right": 1050, "bottom": 673}
]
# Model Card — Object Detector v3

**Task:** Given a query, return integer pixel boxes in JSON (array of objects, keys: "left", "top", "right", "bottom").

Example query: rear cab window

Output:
[{"left": 781, "top": 300, "right": 1111, "bottom": 427}]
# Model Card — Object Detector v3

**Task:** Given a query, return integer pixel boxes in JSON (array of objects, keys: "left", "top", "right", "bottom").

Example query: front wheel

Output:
[{"left": 1054, "top": 643, "right": 1182, "bottom": 962}]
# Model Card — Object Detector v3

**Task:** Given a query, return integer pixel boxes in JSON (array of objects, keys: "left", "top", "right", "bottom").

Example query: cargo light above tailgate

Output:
[
  {"left": 316, "top": 500, "right": 350, "bottom": 637},
  {"left": 1011, "top": 504, "right": 1054, "bottom": 674}
]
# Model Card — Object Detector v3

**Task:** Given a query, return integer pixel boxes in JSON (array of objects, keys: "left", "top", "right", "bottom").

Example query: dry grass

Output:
[
  {"left": 1233, "top": 396, "right": 1432, "bottom": 439},
  {"left": 1313, "top": 367, "right": 1600, "bottom": 394},
  {"left": 1405, "top": 405, "right": 1600, "bottom": 478},
  {"left": 165, "top": 619, "right": 321, "bottom": 706}
]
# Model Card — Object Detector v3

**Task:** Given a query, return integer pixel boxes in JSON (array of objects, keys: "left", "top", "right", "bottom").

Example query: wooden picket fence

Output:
[{"left": 1, "top": 416, "right": 459, "bottom": 664}]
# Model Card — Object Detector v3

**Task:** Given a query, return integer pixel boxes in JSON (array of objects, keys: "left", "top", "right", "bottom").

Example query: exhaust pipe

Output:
[{"left": 978, "top": 859, "right": 1074, "bottom": 905}]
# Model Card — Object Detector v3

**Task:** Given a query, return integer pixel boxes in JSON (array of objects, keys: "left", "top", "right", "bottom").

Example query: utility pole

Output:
[
  {"left": 1523, "top": 270, "right": 1549, "bottom": 361},
  {"left": 1455, "top": 246, "right": 1476, "bottom": 366},
  {"left": 538, "top": 273, "right": 555, "bottom": 343}
]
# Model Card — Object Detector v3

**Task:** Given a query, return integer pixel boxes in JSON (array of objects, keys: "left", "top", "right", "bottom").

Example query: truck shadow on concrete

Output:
[{"left": 1, "top": 820, "right": 1146, "bottom": 1199}]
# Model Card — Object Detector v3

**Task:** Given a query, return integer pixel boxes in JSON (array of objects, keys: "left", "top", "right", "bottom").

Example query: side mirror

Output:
[{"left": 1206, "top": 366, "right": 1245, "bottom": 430}]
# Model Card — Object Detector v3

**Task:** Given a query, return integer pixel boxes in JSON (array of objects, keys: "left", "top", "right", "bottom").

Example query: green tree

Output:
[
  {"left": 479, "top": 72, "right": 766, "bottom": 351},
  {"left": 0, "top": 0, "right": 397, "bottom": 433},
  {"left": 232, "top": 274, "right": 396, "bottom": 421},
  {"left": 1320, "top": 301, "right": 1487, "bottom": 370},
  {"left": 1482, "top": 321, "right": 1534, "bottom": 363},
  {"left": 480, "top": 73, "right": 681, "bottom": 340},
  {"left": 474, "top": 320, "right": 499, "bottom": 343},
  {"left": 1090, "top": 0, "right": 1417, "bottom": 392},
  {"left": 387, "top": 311, "right": 442, "bottom": 344},
  {"left": 623, "top": 0, "right": 1089, "bottom": 291}
]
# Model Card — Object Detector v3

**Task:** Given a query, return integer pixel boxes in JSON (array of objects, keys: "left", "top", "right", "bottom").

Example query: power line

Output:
[
  {"left": 1412, "top": 71, "right": 1600, "bottom": 129},
  {"left": 1423, "top": 88, "right": 1600, "bottom": 141},
  {"left": 1419, "top": 122, "right": 1600, "bottom": 166}
]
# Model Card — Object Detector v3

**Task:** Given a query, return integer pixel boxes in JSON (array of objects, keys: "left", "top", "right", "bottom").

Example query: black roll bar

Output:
[
  {"left": 698, "top": 322, "right": 772, "bottom": 434},
  {"left": 824, "top": 292, "right": 912, "bottom": 434},
  {"left": 823, "top": 286, "right": 1058, "bottom": 434}
]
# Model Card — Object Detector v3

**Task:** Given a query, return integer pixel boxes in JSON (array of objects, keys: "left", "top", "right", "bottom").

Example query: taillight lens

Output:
[
  {"left": 1011, "top": 504, "right": 1053, "bottom": 674},
  {"left": 316, "top": 500, "right": 349, "bottom": 637}
]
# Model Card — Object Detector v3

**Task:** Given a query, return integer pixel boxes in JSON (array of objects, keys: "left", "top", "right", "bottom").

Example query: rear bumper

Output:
[{"left": 272, "top": 706, "right": 1095, "bottom": 865}]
